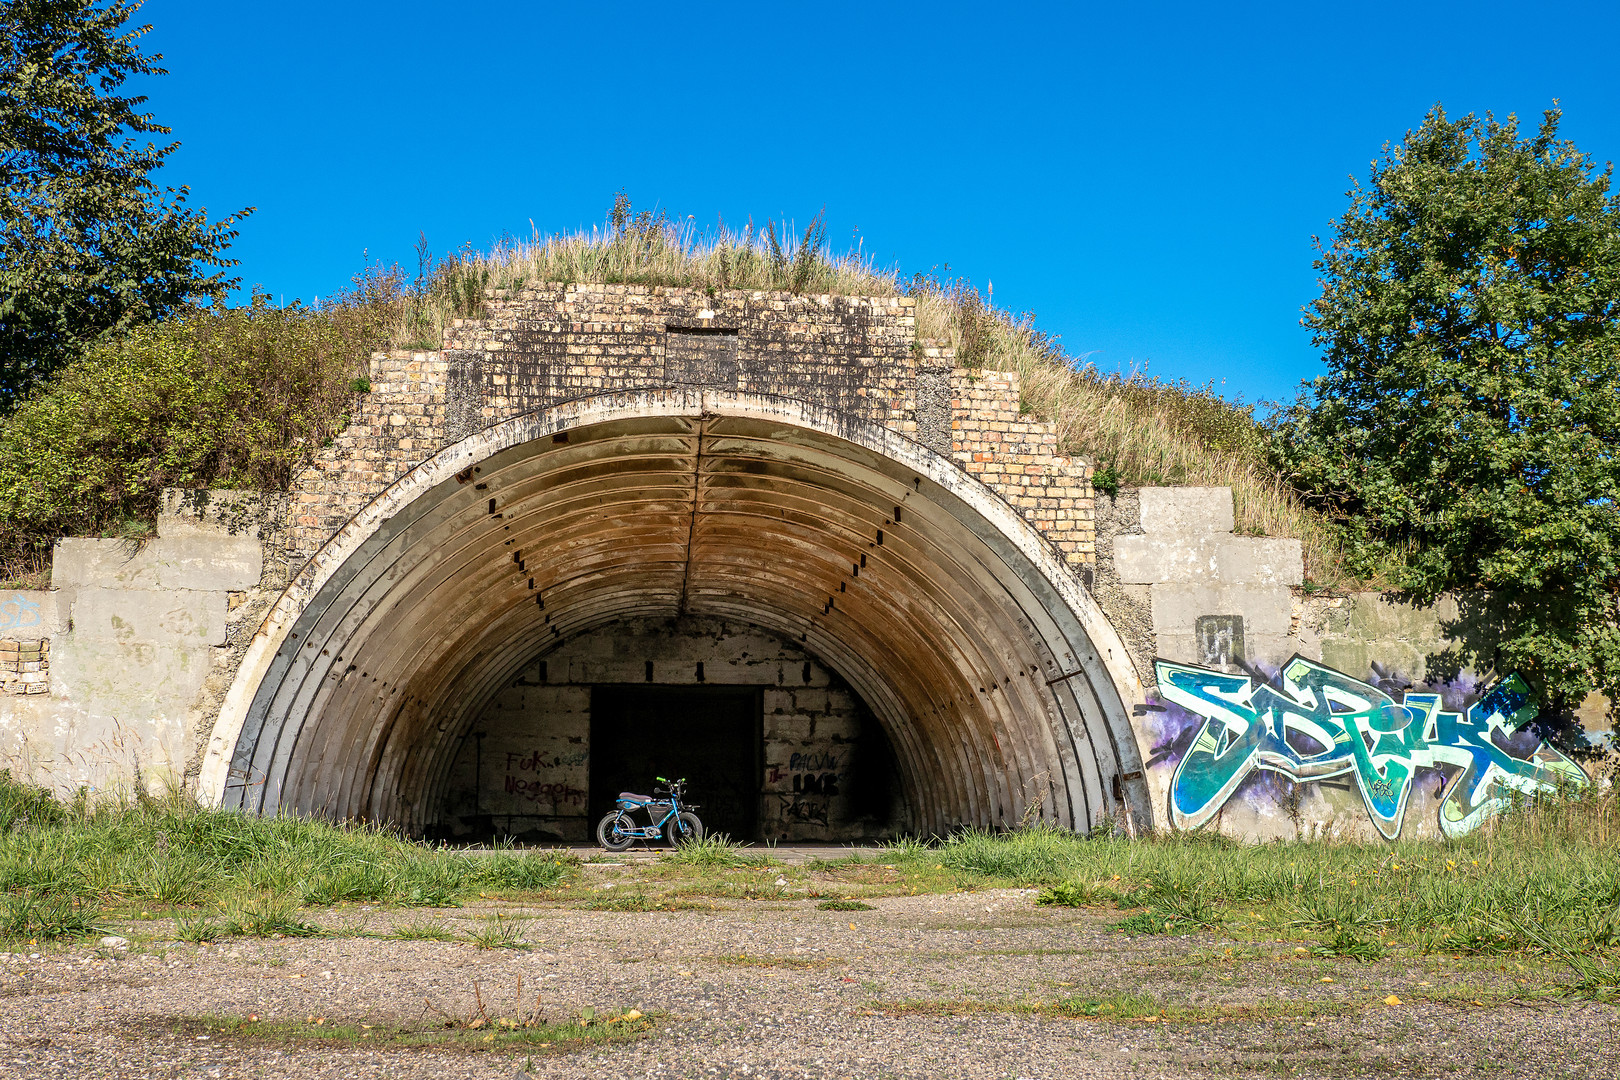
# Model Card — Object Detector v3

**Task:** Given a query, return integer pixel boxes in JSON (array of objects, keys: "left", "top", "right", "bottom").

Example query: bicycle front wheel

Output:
[{"left": 665, "top": 810, "right": 704, "bottom": 846}]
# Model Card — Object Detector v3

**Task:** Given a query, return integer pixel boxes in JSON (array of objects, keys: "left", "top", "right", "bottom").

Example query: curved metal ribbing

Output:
[{"left": 203, "top": 391, "right": 1149, "bottom": 835}]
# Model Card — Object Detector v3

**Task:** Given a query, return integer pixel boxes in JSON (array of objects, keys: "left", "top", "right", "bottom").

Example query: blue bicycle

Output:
[{"left": 596, "top": 776, "right": 705, "bottom": 851}]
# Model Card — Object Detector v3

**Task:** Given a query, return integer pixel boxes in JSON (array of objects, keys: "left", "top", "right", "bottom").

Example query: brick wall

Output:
[
  {"left": 0, "top": 638, "right": 48, "bottom": 695},
  {"left": 448, "top": 284, "right": 918, "bottom": 433},
  {"left": 946, "top": 362, "right": 1097, "bottom": 568},
  {"left": 285, "top": 286, "right": 1098, "bottom": 580},
  {"left": 289, "top": 352, "right": 449, "bottom": 558}
]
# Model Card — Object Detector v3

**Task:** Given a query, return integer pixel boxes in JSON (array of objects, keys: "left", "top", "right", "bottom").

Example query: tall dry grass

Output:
[
  {"left": 385, "top": 199, "right": 902, "bottom": 351},
  {"left": 908, "top": 281, "right": 1350, "bottom": 583},
  {"left": 0, "top": 196, "right": 1353, "bottom": 586}
]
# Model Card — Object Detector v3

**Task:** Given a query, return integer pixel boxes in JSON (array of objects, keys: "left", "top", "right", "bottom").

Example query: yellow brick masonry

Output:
[
  {"left": 284, "top": 290, "right": 1095, "bottom": 578},
  {"left": 944, "top": 360, "right": 1096, "bottom": 567},
  {"left": 0, "top": 637, "right": 49, "bottom": 695},
  {"left": 289, "top": 351, "right": 449, "bottom": 558},
  {"left": 449, "top": 283, "right": 919, "bottom": 431}
]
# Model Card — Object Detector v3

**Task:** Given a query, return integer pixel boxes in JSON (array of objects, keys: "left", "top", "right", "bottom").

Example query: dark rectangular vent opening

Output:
[{"left": 664, "top": 326, "right": 742, "bottom": 388}]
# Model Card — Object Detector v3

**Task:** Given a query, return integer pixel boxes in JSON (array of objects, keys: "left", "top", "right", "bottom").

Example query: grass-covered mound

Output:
[
  {"left": 0, "top": 198, "right": 1341, "bottom": 586},
  {"left": 0, "top": 772, "right": 573, "bottom": 941}
]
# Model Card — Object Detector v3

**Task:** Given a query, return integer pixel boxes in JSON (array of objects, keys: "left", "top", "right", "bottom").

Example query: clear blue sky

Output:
[{"left": 136, "top": 0, "right": 1620, "bottom": 405}]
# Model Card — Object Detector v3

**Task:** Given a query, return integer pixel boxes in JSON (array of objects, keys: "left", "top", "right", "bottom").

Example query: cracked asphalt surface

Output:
[{"left": 1, "top": 886, "right": 1614, "bottom": 1079}]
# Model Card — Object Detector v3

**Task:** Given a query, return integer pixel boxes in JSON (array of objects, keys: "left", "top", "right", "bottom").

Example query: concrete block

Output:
[
  {"left": 1339, "top": 592, "right": 1458, "bottom": 641},
  {"left": 1213, "top": 537, "right": 1303, "bottom": 587},
  {"left": 1244, "top": 634, "right": 1301, "bottom": 668},
  {"left": 1138, "top": 487, "right": 1233, "bottom": 538},
  {"left": 66, "top": 588, "right": 227, "bottom": 646},
  {"left": 0, "top": 591, "right": 60, "bottom": 641},
  {"left": 1319, "top": 639, "right": 1437, "bottom": 684},
  {"left": 1150, "top": 583, "right": 1292, "bottom": 639},
  {"left": 1113, "top": 535, "right": 1219, "bottom": 585},
  {"left": 53, "top": 535, "right": 261, "bottom": 592}
]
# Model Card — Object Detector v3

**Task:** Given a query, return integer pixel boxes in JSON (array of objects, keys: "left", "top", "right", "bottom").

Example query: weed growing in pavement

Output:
[
  {"left": 1053, "top": 992, "right": 1163, "bottom": 1019},
  {"left": 221, "top": 895, "right": 324, "bottom": 938},
  {"left": 661, "top": 833, "right": 755, "bottom": 867},
  {"left": 467, "top": 914, "right": 527, "bottom": 950},
  {"left": 1310, "top": 927, "right": 1388, "bottom": 963},
  {"left": 866, "top": 993, "right": 1356, "bottom": 1024},
  {"left": 817, "top": 900, "right": 876, "bottom": 911},
  {"left": 173, "top": 999, "right": 656, "bottom": 1052},
  {"left": 171, "top": 907, "right": 224, "bottom": 944},
  {"left": 0, "top": 892, "right": 100, "bottom": 939},
  {"left": 707, "top": 953, "right": 834, "bottom": 969}
]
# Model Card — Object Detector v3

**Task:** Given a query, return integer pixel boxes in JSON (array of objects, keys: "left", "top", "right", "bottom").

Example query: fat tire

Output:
[
  {"left": 596, "top": 811, "right": 636, "bottom": 852},
  {"left": 666, "top": 810, "right": 704, "bottom": 846}
]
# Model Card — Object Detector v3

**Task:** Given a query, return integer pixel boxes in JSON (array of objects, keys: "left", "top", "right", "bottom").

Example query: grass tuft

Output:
[
  {"left": 467, "top": 913, "right": 527, "bottom": 950},
  {"left": 662, "top": 833, "right": 753, "bottom": 868},
  {"left": 0, "top": 772, "right": 577, "bottom": 942}
]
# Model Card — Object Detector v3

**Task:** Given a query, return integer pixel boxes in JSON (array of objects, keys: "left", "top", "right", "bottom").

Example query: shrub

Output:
[{"left": 0, "top": 291, "right": 384, "bottom": 579}]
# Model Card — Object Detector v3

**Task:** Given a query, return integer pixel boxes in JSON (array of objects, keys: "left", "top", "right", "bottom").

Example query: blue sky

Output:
[{"left": 137, "top": 0, "right": 1620, "bottom": 405}]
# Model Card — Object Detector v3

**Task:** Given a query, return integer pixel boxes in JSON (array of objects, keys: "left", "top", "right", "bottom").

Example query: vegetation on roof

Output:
[{"left": 0, "top": 195, "right": 1345, "bottom": 587}]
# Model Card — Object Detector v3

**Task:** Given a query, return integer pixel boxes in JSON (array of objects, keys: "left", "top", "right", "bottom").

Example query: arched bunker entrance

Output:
[{"left": 200, "top": 391, "right": 1149, "bottom": 839}]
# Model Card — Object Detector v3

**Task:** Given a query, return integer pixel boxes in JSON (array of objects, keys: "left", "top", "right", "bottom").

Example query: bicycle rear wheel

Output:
[{"left": 596, "top": 811, "right": 636, "bottom": 852}]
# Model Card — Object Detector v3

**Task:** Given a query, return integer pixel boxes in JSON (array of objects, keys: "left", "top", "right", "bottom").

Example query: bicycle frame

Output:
[{"left": 611, "top": 795, "right": 681, "bottom": 840}]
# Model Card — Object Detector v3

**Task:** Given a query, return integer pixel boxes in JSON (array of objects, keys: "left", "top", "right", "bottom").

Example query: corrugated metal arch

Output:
[{"left": 200, "top": 389, "right": 1151, "bottom": 834}]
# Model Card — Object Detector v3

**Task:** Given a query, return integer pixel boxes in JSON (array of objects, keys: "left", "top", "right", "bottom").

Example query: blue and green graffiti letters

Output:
[{"left": 1155, "top": 656, "right": 1586, "bottom": 839}]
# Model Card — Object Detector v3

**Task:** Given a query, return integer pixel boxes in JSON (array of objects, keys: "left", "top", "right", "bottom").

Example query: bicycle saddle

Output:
[{"left": 618, "top": 791, "right": 653, "bottom": 802}]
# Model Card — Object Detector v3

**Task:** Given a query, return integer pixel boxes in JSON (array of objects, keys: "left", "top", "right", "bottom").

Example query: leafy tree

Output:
[
  {"left": 0, "top": 0, "right": 250, "bottom": 409},
  {"left": 1277, "top": 105, "right": 1620, "bottom": 738}
]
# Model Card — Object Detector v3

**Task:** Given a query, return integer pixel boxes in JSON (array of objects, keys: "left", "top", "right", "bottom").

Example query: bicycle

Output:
[{"left": 595, "top": 776, "right": 705, "bottom": 851}]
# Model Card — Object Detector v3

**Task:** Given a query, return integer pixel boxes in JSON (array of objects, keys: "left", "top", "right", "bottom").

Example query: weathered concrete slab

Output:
[
  {"left": 64, "top": 588, "right": 227, "bottom": 646},
  {"left": 1149, "top": 583, "right": 1292, "bottom": 639},
  {"left": 1316, "top": 592, "right": 1465, "bottom": 683},
  {"left": 1137, "top": 486, "right": 1234, "bottom": 537},
  {"left": 1112, "top": 534, "right": 1220, "bottom": 584},
  {"left": 0, "top": 591, "right": 60, "bottom": 640},
  {"left": 53, "top": 536, "right": 261, "bottom": 593},
  {"left": 1213, "top": 536, "right": 1302, "bottom": 587}
]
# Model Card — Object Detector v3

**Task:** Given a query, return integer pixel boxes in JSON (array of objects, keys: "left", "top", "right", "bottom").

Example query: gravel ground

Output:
[{"left": 1, "top": 887, "right": 1614, "bottom": 1079}]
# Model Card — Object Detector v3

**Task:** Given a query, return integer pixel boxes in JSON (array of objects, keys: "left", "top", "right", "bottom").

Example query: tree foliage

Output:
[
  {"left": 1277, "top": 105, "right": 1620, "bottom": 731},
  {"left": 0, "top": 0, "right": 250, "bottom": 409}
]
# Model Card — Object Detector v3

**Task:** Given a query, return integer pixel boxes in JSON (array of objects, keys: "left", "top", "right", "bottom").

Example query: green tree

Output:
[
  {"left": 0, "top": 0, "right": 250, "bottom": 409},
  {"left": 1277, "top": 105, "right": 1620, "bottom": 737}
]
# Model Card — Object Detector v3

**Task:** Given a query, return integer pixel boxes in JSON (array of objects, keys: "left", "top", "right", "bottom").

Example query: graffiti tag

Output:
[
  {"left": 768, "top": 751, "right": 842, "bottom": 785},
  {"left": 1156, "top": 655, "right": 1587, "bottom": 839},
  {"left": 503, "top": 775, "right": 587, "bottom": 807},
  {"left": 505, "top": 749, "right": 588, "bottom": 771},
  {"left": 0, "top": 593, "right": 42, "bottom": 633},
  {"left": 776, "top": 792, "right": 830, "bottom": 827},
  {"left": 792, "top": 772, "right": 839, "bottom": 796}
]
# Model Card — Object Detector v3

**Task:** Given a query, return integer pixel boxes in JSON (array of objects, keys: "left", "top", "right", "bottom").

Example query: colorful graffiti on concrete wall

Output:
[{"left": 1155, "top": 656, "right": 1587, "bottom": 839}]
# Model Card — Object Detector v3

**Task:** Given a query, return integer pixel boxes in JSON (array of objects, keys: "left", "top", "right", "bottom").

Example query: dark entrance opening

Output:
[{"left": 589, "top": 685, "right": 761, "bottom": 840}]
